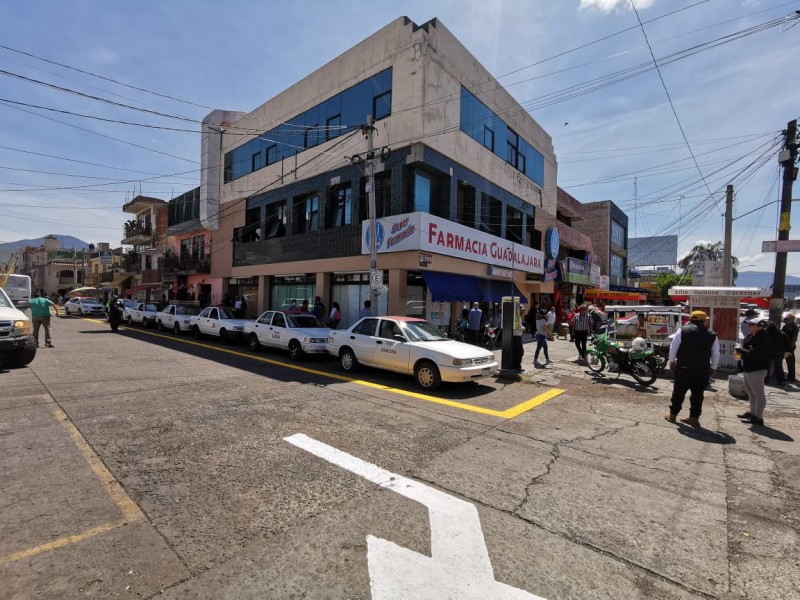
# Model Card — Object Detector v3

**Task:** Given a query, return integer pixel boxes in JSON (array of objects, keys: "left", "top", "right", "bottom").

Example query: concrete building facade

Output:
[{"left": 205, "top": 17, "right": 560, "bottom": 330}]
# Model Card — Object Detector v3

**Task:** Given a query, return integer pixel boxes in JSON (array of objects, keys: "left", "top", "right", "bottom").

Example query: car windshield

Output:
[
  {"left": 402, "top": 320, "right": 449, "bottom": 342},
  {"left": 288, "top": 314, "right": 323, "bottom": 328},
  {"left": 0, "top": 288, "right": 13, "bottom": 309},
  {"left": 145, "top": 304, "right": 157, "bottom": 311},
  {"left": 176, "top": 305, "right": 201, "bottom": 315}
]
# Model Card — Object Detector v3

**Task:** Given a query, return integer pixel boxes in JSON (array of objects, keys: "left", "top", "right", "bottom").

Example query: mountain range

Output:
[
  {"left": 0, "top": 235, "right": 90, "bottom": 251},
  {"left": 735, "top": 271, "right": 800, "bottom": 288}
]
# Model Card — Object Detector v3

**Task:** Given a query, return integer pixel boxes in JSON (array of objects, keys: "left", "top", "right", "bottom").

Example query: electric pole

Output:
[
  {"left": 770, "top": 119, "right": 798, "bottom": 324},
  {"left": 364, "top": 115, "right": 379, "bottom": 315},
  {"left": 723, "top": 184, "right": 733, "bottom": 286}
]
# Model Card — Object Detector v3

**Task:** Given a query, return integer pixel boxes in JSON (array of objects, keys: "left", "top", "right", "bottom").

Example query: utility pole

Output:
[
  {"left": 364, "top": 115, "right": 379, "bottom": 315},
  {"left": 770, "top": 119, "right": 798, "bottom": 324},
  {"left": 723, "top": 184, "right": 733, "bottom": 286}
]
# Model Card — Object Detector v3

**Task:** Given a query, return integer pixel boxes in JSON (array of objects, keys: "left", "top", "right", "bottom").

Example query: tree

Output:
[
  {"left": 654, "top": 273, "right": 684, "bottom": 303},
  {"left": 678, "top": 241, "right": 739, "bottom": 283}
]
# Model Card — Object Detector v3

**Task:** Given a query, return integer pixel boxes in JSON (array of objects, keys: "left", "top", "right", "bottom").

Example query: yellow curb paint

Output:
[
  {"left": 0, "top": 383, "right": 144, "bottom": 566},
  {"left": 97, "top": 322, "right": 566, "bottom": 418}
]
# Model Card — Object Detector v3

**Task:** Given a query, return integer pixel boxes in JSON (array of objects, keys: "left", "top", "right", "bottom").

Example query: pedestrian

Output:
[
  {"left": 234, "top": 296, "right": 243, "bottom": 310},
  {"left": 108, "top": 296, "right": 122, "bottom": 332},
  {"left": 512, "top": 304, "right": 525, "bottom": 372},
  {"left": 572, "top": 304, "right": 591, "bottom": 362},
  {"left": 737, "top": 318, "right": 771, "bottom": 426},
  {"left": 240, "top": 296, "right": 248, "bottom": 315},
  {"left": 546, "top": 306, "right": 556, "bottom": 341},
  {"left": 665, "top": 310, "right": 720, "bottom": 428},
  {"left": 467, "top": 302, "right": 482, "bottom": 345},
  {"left": 329, "top": 302, "right": 342, "bottom": 329},
  {"left": 157, "top": 294, "right": 168, "bottom": 311},
  {"left": 301, "top": 299, "right": 310, "bottom": 313},
  {"left": 358, "top": 299, "right": 373, "bottom": 319},
  {"left": 765, "top": 321, "right": 789, "bottom": 385},
  {"left": 588, "top": 305, "right": 603, "bottom": 333},
  {"left": 28, "top": 291, "right": 58, "bottom": 348},
  {"left": 741, "top": 308, "right": 758, "bottom": 339},
  {"left": 534, "top": 310, "right": 551, "bottom": 365},
  {"left": 782, "top": 313, "right": 798, "bottom": 383},
  {"left": 312, "top": 296, "right": 325, "bottom": 320}
]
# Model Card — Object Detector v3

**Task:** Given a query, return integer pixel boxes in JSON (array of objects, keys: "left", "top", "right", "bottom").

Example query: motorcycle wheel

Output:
[
  {"left": 630, "top": 360, "right": 657, "bottom": 386},
  {"left": 650, "top": 348, "right": 667, "bottom": 373},
  {"left": 585, "top": 350, "right": 606, "bottom": 373}
]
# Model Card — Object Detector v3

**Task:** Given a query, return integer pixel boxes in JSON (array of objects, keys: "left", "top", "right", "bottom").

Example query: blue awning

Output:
[
  {"left": 478, "top": 279, "right": 528, "bottom": 303},
  {"left": 421, "top": 272, "right": 483, "bottom": 302}
]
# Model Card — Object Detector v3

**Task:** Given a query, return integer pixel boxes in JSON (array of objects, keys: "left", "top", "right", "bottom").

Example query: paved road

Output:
[{"left": 1, "top": 316, "right": 798, "bottom": 599}]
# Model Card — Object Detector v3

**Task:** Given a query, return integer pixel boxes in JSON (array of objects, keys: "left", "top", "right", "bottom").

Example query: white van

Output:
[{"left": 2, "top": 274, "right": 32, "bottom": 308}]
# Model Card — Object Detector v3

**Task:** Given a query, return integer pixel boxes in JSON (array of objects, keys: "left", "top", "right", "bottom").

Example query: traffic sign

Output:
[
  {"left": 370, "top": 269, "right": 384, "bottom": 289},
  {"left": 285, "top": 433, "right": 545, "bottom": 599},
  {"left": 762, "top": 240, "right": 800, "bottom": 252}
]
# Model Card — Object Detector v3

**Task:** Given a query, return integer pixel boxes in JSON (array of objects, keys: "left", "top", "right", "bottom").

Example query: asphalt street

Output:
[{"left": 1, "top": 315, "right": 798, "bottom": 599}]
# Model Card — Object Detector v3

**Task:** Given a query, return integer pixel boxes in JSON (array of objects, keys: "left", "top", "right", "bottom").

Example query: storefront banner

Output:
[
  {"left": 590, "top": 264, "right": 601, "bottom": 286},
  {"left": 362, "top": 212, "right": 544, "bottom": 274},
  {"left": 564, "top": 257, "right": 592, "bottom": 285}
]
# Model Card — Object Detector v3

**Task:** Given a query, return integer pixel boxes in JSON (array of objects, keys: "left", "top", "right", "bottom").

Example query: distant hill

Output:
[
  {"left": 735, "top": 271, "right": 800, "bottom": 288},
  {"left": 0, "top": 235, "right": 90, "bottom": 251}
]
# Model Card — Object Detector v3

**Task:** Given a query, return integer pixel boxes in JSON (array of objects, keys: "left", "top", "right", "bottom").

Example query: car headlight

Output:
[
  {"left": 13, "top": 320, "right": 31, "bottom": 335},
  {"left": 453, "top": 358, "right": 474, "bottom": 366}
]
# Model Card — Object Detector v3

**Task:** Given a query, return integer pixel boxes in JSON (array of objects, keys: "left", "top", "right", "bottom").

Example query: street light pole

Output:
[{"left": 364, "top": 115, "right": 379, "bottom": 314}]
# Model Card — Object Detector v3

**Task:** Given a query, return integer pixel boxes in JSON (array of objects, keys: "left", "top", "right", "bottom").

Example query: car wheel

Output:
[
  {"left": 173, "top": 323, "right": 181, "bottom": 335},
  {"left": 193, "top": 325, "right": 202, "bottom": 339},
  {"left": 142, "top": 318, "right": 149, "bottom": 329},
  {"left": 3, "top": 336, "right": 36, "bottom": 368},
  {"left": 288, "top": 339, "right": 303, "bottom": 361},
  {"left": 127, "top": 316, "right": 133, "bottom": 326},
  {"left": 157, "top": 320, "right": 164, "bottom": 332},
  {"left": 340, "top": 347, "right": 358, "bottom": 372},
  {"left": 249, "top": 333, "right": 261, "bottom": 352},
  {"left": 219, "top": 329, "right": 229, "bottom": 345},
  {"left": 414, "top": 360, "right": 442, "bottom": 391},
  {"left": 78, "top": 308, "right": 83, "bottom": 316}
]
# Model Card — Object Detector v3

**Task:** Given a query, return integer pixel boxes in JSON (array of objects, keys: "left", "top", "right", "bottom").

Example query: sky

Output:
[{"left": 0, "top": 0, "right": 798, "bottom": 277}]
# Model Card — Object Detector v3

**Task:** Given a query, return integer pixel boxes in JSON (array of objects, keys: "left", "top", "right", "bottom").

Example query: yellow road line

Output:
[
  {"left": 106, "top": 321, "right": 566, "bottom": 418},
  {"left": 0, "top": 520, "right": 125, "bottom": 567},
  {"left": 0, "top": 386, "right": 144, "bottom": 566}
]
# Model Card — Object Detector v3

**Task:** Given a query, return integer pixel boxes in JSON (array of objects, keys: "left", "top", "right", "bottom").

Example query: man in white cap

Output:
[{"left": 665, "top": 310, "right": 720, "bottom": 428}]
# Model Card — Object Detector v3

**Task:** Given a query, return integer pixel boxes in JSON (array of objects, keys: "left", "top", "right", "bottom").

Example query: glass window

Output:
[
  {"left": 258, "top": 311, "right": 274, "bottom": 324},
  {"left": 180, "top": 238, "right": 192, "bottom": 257},
  {"left": 505, "top": 206, "right": 523, "bottom": 244},
  {"left": 272, "top": 313, "right": 286, "bottom": 328},
  {"left": 251, "top": 151, "right": 262, "bottom": 172},
  {"left": 306, "top": 196, "right": 319, "bottom": 231},
  {"left": 266, "top": 144, "right": 277, "bottom": 165},
  {"left": 328, "top": 185, "right": 352, "bottom": 227},
  {"left": 611, "top": 220, "right": 626, "bottom": 248},
  {"left": 611, "top": 253, "right": 625, "bottom": 278},
  {"left": 481, "top": 194, "right": 501, "bottom": 236},
  {"left": 483, "top": 126, "right": 494, "bottom": 151},
  {"left": 506, "top": 128, "right": 519, "bottom": 167},
  {"left": 372, "top": 90, "right": 391, "bottom": 120},
  {"left": 265, "top": 201, "right": 287, "bottom": 239},
  {"left": 375, "top": 172, "right": 392, "bottom": 218},
  {"left": 414, "top": 171, "right": 432, "bottom": 213},
  {"left": 194, "top": 236, "right": 205, "bottom": 258},
  {"left": 326, "top": 114, "right": 341, "bottom": 141},
  {"left": 209, "top": 308, "right": 218, "bottom": 319},
  {"left": 354, "top": 318, "right": 378, "bottom": 335},
  {"left": 457, "top": 185, "right": 476, "bottom": 228},
  {"left": 304, "top": 125, "right": 319, "bottom": 149},
  {"left": 379, "top": 320, "right": 404, "bottom": 340}
]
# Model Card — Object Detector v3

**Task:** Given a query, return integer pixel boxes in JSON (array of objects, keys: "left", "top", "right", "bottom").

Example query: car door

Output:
[
  {"left": 348, "top": 318, "right": 379, "bottom": 365},
  {"left": 205, "top": 308, "right": 219, "bottom": 335},
  {"left": 373, "top": 319, "right": 412, "bottom": 373},
  {"left": 252, "top": 311, "right": 274, "bottom": 346},
  {"left": 269, "top": 312, "right": 289, "bottom": 350},
  {"left": 195, "top": 307, "right": 211, "bottom": 332}
]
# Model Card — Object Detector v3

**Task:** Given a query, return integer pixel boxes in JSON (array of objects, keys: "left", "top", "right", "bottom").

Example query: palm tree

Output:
[{"left": 678, "top": 241, "right": 739, "bottom": 283}]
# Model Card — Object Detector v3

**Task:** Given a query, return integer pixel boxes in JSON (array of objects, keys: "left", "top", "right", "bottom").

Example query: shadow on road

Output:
[
  {"left": 749, "top": 424, "right": 794, "bottom": 442},
  {"left": 585, "top": 371, "right": 662, "bottom": 394},
  {"left": 676, "top": 424, "right": 737, "bottom": 445},
  {"left": 79, "top": 326, "right": 502, "bottom": 402}
]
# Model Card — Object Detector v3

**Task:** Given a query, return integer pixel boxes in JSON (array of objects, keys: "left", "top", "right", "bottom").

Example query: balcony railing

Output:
[{"left": 233, "top": 225, "right": 361, "bottom": 267}]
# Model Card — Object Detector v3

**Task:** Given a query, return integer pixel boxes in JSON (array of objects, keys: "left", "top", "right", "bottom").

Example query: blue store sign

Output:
[{"left": 545, "top": 227, "right": 560, "bottom": 260}]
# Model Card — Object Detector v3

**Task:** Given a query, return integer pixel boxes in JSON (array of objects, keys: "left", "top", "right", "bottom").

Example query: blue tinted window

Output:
[
  {"left": 414, "top": 172, "right": 431, "bottom": 213},
  {"left": 459, "top": 86, "right": 544, "bottom": 186},
  {"left": 225, "top": 68, "right": 392, "bottom": 182}
]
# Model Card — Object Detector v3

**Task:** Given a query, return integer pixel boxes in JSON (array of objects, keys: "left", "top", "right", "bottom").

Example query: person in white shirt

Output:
[{"left": 546, "top": 306, "right": 556, "bottom": 340}]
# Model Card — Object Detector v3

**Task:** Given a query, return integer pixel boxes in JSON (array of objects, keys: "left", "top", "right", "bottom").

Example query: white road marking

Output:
[{"left": 284, "top": 433, "right": 545, "bottom": 599}]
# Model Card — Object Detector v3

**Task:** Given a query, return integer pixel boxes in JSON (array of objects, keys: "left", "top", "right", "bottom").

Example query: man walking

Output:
[
  {"left": 467, "top": 302, "right": 482, "bottom": 345},
  {"left": 782, "top": 313, "right": 798, "bottom": 382},
  {"left": 572, "top": 304, "right": 591, "bottom": 362},
  {"left": 29, "top": 291, "right": 58, "bottom": 348},
  {"left": 665, "top": 310, "right": 720, "bottom": 428},
  {"left": 358, "top": 300, "right": 373, "bottom": 319}
]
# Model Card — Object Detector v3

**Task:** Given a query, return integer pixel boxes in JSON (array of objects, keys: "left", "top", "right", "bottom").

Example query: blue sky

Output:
[{"left": 0, "top": 0, "right": 798, "bottom": 277}]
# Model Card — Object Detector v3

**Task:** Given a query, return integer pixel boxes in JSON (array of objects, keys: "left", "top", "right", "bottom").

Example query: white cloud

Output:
[
  {"left": 738, "top": 254, "right": 764, "bottom": 264},
  {"left": 579, "top": 0, "right": 655, "bottom": 12}
]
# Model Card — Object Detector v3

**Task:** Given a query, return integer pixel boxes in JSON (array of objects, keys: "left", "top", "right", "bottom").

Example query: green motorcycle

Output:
[{"left": 585, "top": 332, "right": 657, "bottom": 386}]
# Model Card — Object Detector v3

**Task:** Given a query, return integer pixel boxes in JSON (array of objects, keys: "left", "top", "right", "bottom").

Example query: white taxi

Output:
[
  {"left": 190, "top": 306, "right": 251, "bottom": 344},
  {"left": 326, "top": 316, "right": 499, "bottom": 391},
  {"left": 244, "top": 310, "right": 330, "bottom": 360}
]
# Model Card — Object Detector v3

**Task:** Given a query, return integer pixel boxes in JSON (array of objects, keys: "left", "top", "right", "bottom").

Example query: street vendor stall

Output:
[
  {"left": 603, "top": 305, "right": 686, "bottom": 372},
  {"left": 668, "top": 286, "right": 772, "bottom": 370}
]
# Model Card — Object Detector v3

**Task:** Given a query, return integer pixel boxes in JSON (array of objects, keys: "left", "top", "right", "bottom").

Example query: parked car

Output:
[
  {"left": 0, "top": 287, "right": 36, "bottom": 368},
  {"left": 64, "top": 296, "right": 105, "bottom": 317},
  {"left": 325, "top": 316, "right": 499, "bottom": 390},
  {"left": 157, "top": 304, "right": 202, "bottom": 334},
  {"left": 245, "top": 310, "right": 329, "bottom": 360},
  {"left": 123, "top": 302, "right": 159, "bottom": 328},
  {"left": 190, "top": 306, "right": 251, "bottom": 344}
]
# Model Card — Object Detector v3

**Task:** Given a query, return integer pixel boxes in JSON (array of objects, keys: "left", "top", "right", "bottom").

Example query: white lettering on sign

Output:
[{"left": 284, "top": 433, "right": 546, "bottom": 600}]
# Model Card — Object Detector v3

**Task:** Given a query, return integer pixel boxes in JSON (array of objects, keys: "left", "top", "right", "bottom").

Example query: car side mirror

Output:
[{"left": 393, "top": 334, "right": 406, "bottom": 342}]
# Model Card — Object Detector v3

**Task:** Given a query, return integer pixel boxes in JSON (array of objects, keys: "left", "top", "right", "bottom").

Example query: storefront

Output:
[
  {"left": 584, "top": 289, "right": 646, "bottom": 305},
  {"left": 553, "top": 257, "right": 601, "bottom": 321}
]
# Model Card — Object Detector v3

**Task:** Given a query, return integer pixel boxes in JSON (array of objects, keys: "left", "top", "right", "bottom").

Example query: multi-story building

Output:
[
  {"left": 120, "top": 195, "right": 168, "bottom": 300},
  {"left": 164, "top": 187, "right": 220, "bottom": 307},
  {"left": 204, "top": 17, "right": 560, "bottom": 330},
  {"left": 25, "top": 236, "right": 87, "bottom": 296}
]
